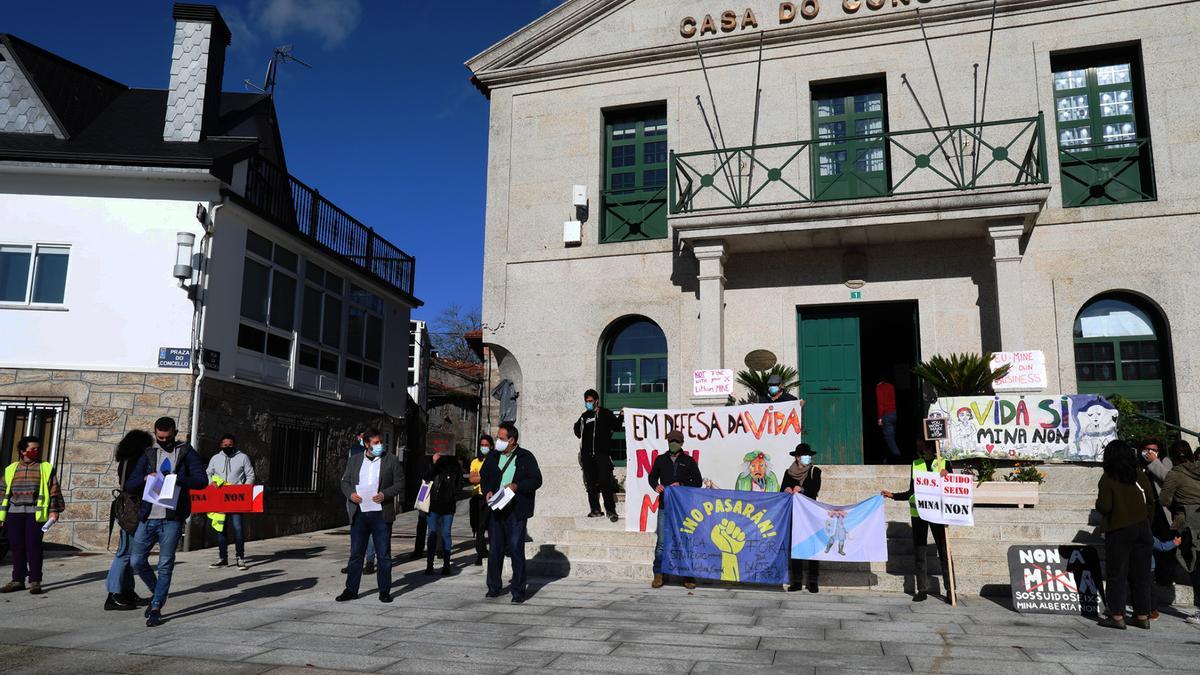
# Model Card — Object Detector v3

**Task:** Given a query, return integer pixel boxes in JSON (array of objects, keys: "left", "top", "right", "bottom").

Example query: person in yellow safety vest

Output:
[
  {"left": 1, "top": 436, "right": 65, "bottom": 595},
  {"left": 207, "top": 475, "right": 228, "bottom": 533},
  {"left": 207, "top": 433, "right": 255, "bottom": 571},
  {"left": 881, "top": 439, "right": 953, "bottom": 603}
]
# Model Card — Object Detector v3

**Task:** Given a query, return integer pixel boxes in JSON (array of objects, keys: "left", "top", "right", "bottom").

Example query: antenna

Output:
[{"left": 243, "top": 45, "right": 312, "bottom": 96}]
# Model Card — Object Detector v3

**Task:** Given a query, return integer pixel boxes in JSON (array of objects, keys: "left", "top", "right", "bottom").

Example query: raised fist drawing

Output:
[{"left": 710, "top": 518, "right": 746, "bottom": 582}]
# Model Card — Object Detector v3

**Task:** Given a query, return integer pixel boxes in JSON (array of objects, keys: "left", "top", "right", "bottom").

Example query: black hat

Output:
[
  {"left": 790, "top": 443, "right": 815, "bottom": 457},
  {"left": 767, "top": 374, "right": 783, "bottom": 386}
]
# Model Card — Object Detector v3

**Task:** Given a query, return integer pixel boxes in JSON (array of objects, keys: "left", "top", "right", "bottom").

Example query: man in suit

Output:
[
  {"left": 336, "top": 429, "right": 404, "bottom": 603},
  {"left": 481, "top": 422, "right": 543, "bottom": 604}
]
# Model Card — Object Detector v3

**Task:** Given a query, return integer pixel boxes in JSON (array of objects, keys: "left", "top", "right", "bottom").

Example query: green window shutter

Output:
[
  {"left": 811, "top": 81, "right": 889, "bottom": 201},
  {"left": 603, "top": 107, "right": 669, "bottom": 242}
]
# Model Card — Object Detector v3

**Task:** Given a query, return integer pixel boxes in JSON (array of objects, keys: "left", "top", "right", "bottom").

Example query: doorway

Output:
[{"left": 797, "top": 302, "right": 921, "bottom": 465}]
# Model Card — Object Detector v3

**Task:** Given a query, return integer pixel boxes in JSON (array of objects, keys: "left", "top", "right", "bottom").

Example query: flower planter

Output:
[{"left": 974, "top": 481, "right": 1040, "bottom": 508}]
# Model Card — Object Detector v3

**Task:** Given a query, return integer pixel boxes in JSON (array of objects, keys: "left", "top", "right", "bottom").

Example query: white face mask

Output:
[
  {"left": 799, "top": 455, "right": 812, "bottom": 466},
  {"left": 480, "top": 445, "right": 491, "bottom": 455},
  {"left": 495, "top": 439, "right": 510, "bottom": 452}
]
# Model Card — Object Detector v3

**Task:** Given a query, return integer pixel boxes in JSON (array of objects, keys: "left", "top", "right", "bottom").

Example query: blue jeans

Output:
[
  {"left": 217, "top": 513, "right": 244, "bottom": 560},
  {"left": 653, "top": 502, "right": 665, "bottom": 574},
  {"left": 346, "top": 511, "right": 391, "bottom": 594},
  {"left": 427, "top": 512, "right": 454, "bottom": 553},
  {"left": 130, "top": 519, "right": 184, "bottom": 610},
  {"left": 881, "top": 412, "right": 901, "bottom": 460},
  {"left": 105, "top": 529, "right": 134, "bottom": 594},
  {"left": 487, "top": 513, "right": 527, "bottom": 599}
]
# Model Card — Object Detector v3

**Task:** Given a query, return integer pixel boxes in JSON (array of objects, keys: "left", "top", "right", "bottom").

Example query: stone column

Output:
[
  {"left": 692, "top": 239, "right": 728, "bottom": 406},
  {"left": 987, "top": 222, "right": 1026, "bottom": 351}
]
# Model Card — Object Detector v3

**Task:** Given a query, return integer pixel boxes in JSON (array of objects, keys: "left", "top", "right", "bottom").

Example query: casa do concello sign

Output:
[{"left": 681, "top": 0, "right": 936, "bottom": 38}]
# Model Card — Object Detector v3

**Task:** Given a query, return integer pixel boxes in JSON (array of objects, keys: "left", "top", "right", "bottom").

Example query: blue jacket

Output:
[{"left": 124, "top": 441, "right": 207, "bottom": 521}]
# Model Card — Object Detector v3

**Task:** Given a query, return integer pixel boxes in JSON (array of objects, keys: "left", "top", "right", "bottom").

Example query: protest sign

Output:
[
  {"left": 928, "top": 394, "right": 1117, "bottom": 461},
  {"left": 190, "top": 485, "right": 265, "bottom": 514},
  {"left": 661, "top": 486, "right": 791, "bottom": 584},
  {"left": 990, "top": 351, "right": 1048, "bottom": 391},
  {"left": 1007, "top": 545, "right": 1104, "bottom": 616},
  {"left": 692, "top": 369, "right": 735, "bottom": 397},
  {"left": 913, "top": 471, "right": 975, "bottom": 526},
  {"left": 623, "top": 402, "right": 803, "bottom": 532},
  {"left": 791, "top": 494, "right": 888, "bottom": 563}
]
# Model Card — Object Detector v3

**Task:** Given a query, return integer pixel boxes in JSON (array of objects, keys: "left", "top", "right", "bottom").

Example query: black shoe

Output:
[
  {"left": 425, "top": 563, "right": 435, "bottom": 575},
  {"left": 485, "top": 590, "right": 503, "bottom": 599},
  {"left": 340, "top": 566, "right": 349, "bottom": 574},
  {"left": 335, "top": 590, "right": 357, "bottom": 602},
  {"left": 913, "top": 591, "right": 928, "bottom": 602},
  {"left": 1097, "top": 616, "right": 1127, "bottom": 630},
  {"left": 475, "top": 556, "right": 484, "bottom": 566},
  {"left": 807, "top": 582, "right": 819, "bottom": 594},
  {"left": 787, "top": 582, "right": 802, "bottom": 592},
  {"left": 1127, "top": 617, "right": 1150, "bottom": 630},
  {"left": 145, "top": 609, "right": 163, "bottom": 627},
  {"left": 511, "top": 595, "right": 526, "bottom": 604},
  {"left": 104, "top": 593, "right": 136, "bottom": 611},
  {"left": 587, "top": 511, "right": 603, "bottom": 518},
  {"left": 608, "top": 513, "right": 619, "bottom": 523},
  {"left": 130, "top": 592, "right": 150, "bottom": 607},
  {"left": 379, "top": 592, "right": 393, "bottom": 603},
  {"left": 143, "top": 605, "right": 153, "bottom": 618},
  {"left": 411, "top": 550, "right": 425, "bottom": 561},
  {"left": 441, "top": 564, "right": 453, "bottom": 576},
  {"left": 362, "top": 563, "right": 377, "bottom": 575},
  {"left": 208, "top": 559, "right": 228, "bottom": 569}
]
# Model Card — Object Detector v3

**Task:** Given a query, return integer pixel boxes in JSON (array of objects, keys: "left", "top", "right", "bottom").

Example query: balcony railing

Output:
[
  {"left": 670, "top": 114, "right": 1048, "bottom": 214},
  {"left": 1058, "top": 137, "right": 1156, "bottom": 207},
  {"left": 242, "top": 156, "right": 416, "bottom": 299}
]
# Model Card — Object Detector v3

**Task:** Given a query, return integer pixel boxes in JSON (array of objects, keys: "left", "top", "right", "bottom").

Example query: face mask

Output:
[
  {"left": 21, "top": 448, "right": 39, "bottom": 462},
  {"left": 158, "top": 437, "right": 174, "bottom": 449},
  {"left": 799, "top": 455, "right": 812, "bottom": 466},
  {"left": 668, "top": 442, "right": 682, "bottom": 454},
  {"left": 585, "top": 402, "right": 595, "bottom": 412},
  {"left": 495, "top": 439, "right": 510, "bottom": 453},
  {"left": 768, "top": 386, "right": 781, "bottom": 395},
  {"left": 223, "top": 447, "right": 237, "bottom": 456},
  {"left": 480, "top": 445, "right": 491, "bottom": 455},
  {"left": 370, "top": 444, "right": 385, "bottom": 458}
]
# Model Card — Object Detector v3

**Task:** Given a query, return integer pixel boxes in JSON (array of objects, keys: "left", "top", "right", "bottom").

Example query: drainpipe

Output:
[{"left": 184, "top": 200, "right": 221, "bottom": 552}]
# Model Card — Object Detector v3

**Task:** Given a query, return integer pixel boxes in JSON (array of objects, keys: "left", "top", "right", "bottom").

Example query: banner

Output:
[
  {"left": 661, "top": 486, "right": 791, "bottom": 584},
  {"left": 190, "top": 485, "right": 265, "bottom": 514},
  {"left": 623, "top": 402, "right": 803, "bottom": 532},
  {"left": 913, "top": 471, "right": 974, "bottom": 526},
  {"left": 927, "top": 394, "right": 1117, "bottom": 461},
  {"left": 1007, "top": 545, "right": 1104, "bottom": 616},
  {"left": 790, "top": 494, "right": 888, "bottom": 563}
]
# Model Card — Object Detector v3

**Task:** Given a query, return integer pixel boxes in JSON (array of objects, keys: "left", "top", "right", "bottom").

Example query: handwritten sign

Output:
[
  {"left": 692, "top": 369, "right": 735, "bottom": 397},
  {"left": 913, "top": 471, "right": 974, "bottom": 526},
  {"left": 928, "top": 395, "right": 1117, "bottom": 461},
  {"left": 923, "top": 417, "right": 948, "bottom": 442},
  {"left": 990, "top": 351, "right": 1048, "bottom": 391}
]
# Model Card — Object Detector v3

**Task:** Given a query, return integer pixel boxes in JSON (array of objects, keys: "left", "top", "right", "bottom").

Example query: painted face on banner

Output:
[{"left": 749, "top": 455, "right": 768, "bottom": 480}]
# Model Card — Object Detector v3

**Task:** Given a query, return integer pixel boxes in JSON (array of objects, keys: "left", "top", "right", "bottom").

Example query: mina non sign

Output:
[{"left": 679, "top": 0, "right": 937, "bottom": 38}]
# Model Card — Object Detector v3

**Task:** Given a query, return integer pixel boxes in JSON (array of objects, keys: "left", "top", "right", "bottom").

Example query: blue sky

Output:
[{"left": 4, "top": 0, "right": 562, "bottom": 320}]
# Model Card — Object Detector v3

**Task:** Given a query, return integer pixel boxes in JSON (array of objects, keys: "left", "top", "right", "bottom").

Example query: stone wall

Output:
[{"left": 0, "top": 368, "right": 194, "bottom": 551}]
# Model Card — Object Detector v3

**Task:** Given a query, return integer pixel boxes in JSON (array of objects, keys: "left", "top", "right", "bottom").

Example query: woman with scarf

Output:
[{"left": 781, "top": 443, "right": 822, "bottom": 592}]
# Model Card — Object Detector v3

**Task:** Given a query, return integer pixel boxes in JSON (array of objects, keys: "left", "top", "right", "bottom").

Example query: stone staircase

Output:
[{"left": 526, "top": 465, "right": 1194, "bottom": 605}]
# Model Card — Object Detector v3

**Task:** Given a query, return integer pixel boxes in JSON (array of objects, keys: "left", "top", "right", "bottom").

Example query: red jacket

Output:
[{"left": 876, "top": 382, "right": 896, "bottom": 418}]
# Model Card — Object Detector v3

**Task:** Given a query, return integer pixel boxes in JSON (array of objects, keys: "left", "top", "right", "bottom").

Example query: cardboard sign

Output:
[
  {"left": 913, "top": 471, "right": 974, "bottom": 526},
  {"left": 923, "top": 417, "right": 948, "bottom": 442},
  {"left": 692, "top": 369, "right": 735, "bottom": 397},
  {"left": 990, "top": 351, "right": 1048, "bottom": 391},
  {"left": 1007, "top": 545, "right": 1104, "bottom": 616},
  {"left": 190, "top": 485, "right": 265, "bottom": 514}
]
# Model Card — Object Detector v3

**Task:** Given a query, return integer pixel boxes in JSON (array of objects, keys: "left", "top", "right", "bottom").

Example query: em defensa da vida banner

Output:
[
  {"left": 622, "top": 402, "right": 803, "bottom": 533},
  {"left": 927, "top": 394, "right": 1117, "bottom": 461}
]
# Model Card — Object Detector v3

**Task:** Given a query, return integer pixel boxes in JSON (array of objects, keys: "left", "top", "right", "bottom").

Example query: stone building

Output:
[
  {"left": 466, "top": 0, "right": 1200, "bottom": 590},
  {"left": 426, "top": 357, "right": 484, "bottom": 461},
  {"left": 0, "top": 4, "right": 420, "bottom": 550}
]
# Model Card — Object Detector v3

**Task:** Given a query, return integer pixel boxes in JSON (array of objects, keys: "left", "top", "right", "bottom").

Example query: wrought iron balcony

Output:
[
  {"left": 240, "top": 155, "right": 416, "bottom": 300},
  {"left": 1058, "top": 137, "right": 1156, "bottom": 207},
  {"left": 669, "top": 115, "right": 1048, "bottom": 214}
]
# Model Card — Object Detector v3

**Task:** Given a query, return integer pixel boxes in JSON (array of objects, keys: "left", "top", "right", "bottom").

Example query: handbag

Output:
[
  {"left": 415, "top": 480, "right": 433, "bottom": 513},
  {"left": 108, "top": 488, "right": 140, "bottom": 542}
]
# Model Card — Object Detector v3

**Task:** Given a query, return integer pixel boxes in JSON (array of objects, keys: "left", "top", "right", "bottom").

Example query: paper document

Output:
[
  {"left": 142, "top": 473, "right": 179, "bottom": 509},
  {"left": 41, "top": 519, "right": 56, "bottom": 533},
  {"left": 488, "top": 486, "right": 516, "bottom": 511},
  {"left": 356, "top": 484, "right": 383, "bottom": 512}
]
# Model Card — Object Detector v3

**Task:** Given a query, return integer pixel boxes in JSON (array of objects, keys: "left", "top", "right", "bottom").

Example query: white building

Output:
[
  {"left": 0, "top": 4, "right": 420, "bottom": 549},
  {"left": 407, "top": 319, "right": 432, "bottom": 410}
]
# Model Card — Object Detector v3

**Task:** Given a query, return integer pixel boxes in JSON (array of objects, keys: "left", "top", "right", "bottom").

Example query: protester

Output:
[
  {"left": 1095, "top": 439, "right": 1155, "bottom": 630},
  {"left": 424, "top": 445, "right": 462, "bottom": 576},
  {"left": 341, "top": 430, "right": 377, "bottom": 576},
  {"left": 875, "top": 373, "right": 901, "bottom": 464},
  {"left": 481, "top": 422, "right": 542, "bottom": 603},
  {"left": 781, "top": 443, "right": 822, "bottom": 593},
  {"left": 1, "top": 436, "right": 65, "bottom": 595},
  {"left": 759, "top": 373, "right": 797, "bottom": 403},
  {"left": 105, "top": 430, "right": 152, "bottom": 611},
  {"left": 126, "top": 417, "right": 207, "bottom": 626},
  {"left": 337, "top": 430, "right": 403, "bottom": 603},
  {"left": 574, "top": 389, "right": 620, "bottom": 522},
  {"left": 1159, "top": 443, "right": 1200, "bottom": 624},
  {"left": 207, "top": 433, "right": 255, "bottom": 571},
  {"left": 648, "top": 429, "right": 702, "bottom": 590},
  {"left": 1138, "top": 436, "right": 1173, "bottom": 488},
  {"left": 469, "top": 435, "right": 493, "bottom": 566},
  {"left": 881, "top": 439, "right": 952, "bottom": 602},
  {"left": 410, "top": 449, "right": 432, "bottom": 563}
]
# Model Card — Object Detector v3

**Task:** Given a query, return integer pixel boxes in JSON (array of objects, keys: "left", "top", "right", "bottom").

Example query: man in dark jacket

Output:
[
  {"left": 481, "top": 422, "right": 543, "bottom": 603},
  {"left": 759, "top": 373, "right": 798, "bottom": 404},
  {"left": 881, "top": 439, "right": 952, "bottom": 603},
  {"left": 781, "top": 443, "right": 822, "bottom": 592},
  {"left": 574, "top": 389, "right": 620, "bottom": 521},
  {"left": 648, "top": 429, "right": 703, "bottom": 589},
  {"left": 124, "top": 417, "right": 207, "bottom": 627},
  {"left": 337, "top": 429, "right": 404, "bottom": 603}
]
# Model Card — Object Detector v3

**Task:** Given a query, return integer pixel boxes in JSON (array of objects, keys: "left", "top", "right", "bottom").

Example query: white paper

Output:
[
  {"left": 356, "top": 484, "right": 382, "bottom": 512},
  {"left": 142, "top": 473, "right": 179, "bottom": 509},
  {"left": 488, "top": 486, "right": 515, "bottom": 511},
  {"left": 41, "top": 519, "right": 56, "bottom": 533}
]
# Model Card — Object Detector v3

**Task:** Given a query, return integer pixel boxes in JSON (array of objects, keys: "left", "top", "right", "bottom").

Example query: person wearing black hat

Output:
[
  {"left": 781, "top": 443, "right": 822, "bottom": 592},
  {"left": 760, "top": 374, "right": 798, "bottom": 404},
  {"left": 648, "top": 429, "right": 703, "bottom": 589}
]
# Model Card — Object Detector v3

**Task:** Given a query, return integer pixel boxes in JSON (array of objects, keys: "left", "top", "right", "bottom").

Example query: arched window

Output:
[
  {"left": 1073, "top": 294, "right": 1172, "bottom": 420},
  {"left": 601, "top": 317, "right": 668, "bottom": 409}
]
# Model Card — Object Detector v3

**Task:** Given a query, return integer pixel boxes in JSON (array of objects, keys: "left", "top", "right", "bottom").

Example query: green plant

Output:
[
  {"left": 970, "top": 458, "right": 997, "bottom": 483},
  {"left": 735, "top": 364, "right": 800, "bottom": 402},
  {"left": 912, "top": 352, "right": 1012, "bottom": 397},
  {"left": 1005, "top": 463, "right": 1046, "bottom": 484},
  {"left": 1108, "top": 394, "right": 1179, "bottom": 445}
]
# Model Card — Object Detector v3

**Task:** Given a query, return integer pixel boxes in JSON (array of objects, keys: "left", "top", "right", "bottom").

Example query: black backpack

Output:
[{"left": 429, "top": 467, "right": 458, "bottom": 511}]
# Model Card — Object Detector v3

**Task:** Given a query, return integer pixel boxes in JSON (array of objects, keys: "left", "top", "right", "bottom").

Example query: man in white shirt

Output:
[{"left": 336, "top": 430, "right": 403, "bottom": 603}]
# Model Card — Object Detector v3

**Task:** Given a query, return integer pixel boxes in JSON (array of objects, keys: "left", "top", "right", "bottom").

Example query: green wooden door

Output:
[{"left": 798, "top": 312, "right": 863, "bottom": 465}]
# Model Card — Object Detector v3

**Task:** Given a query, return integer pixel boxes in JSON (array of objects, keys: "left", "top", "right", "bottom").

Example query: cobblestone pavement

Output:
[{"left": 2, "top": 509, "right": 1199, "bottom": 674}]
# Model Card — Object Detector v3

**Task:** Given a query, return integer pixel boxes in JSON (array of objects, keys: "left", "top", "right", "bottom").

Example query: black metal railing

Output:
[
  {"left": 670, "top": 114, "right": 1048, "bottom": 214},
  {"left": 243, "top": 156, "right": 416, "bottom": 298}
]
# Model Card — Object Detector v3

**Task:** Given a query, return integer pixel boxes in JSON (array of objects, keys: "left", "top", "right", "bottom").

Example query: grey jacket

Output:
[
  {"left": 207, "top": 451, "right": 256, "bottom": 485},
  {"left": 341, "top": 452, "right": 404, "bottom": 523}
]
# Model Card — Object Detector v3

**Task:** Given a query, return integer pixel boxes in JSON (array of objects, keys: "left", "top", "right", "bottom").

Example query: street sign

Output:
[
  {"left": 158, "top": 347, "right": 191, "bottom": 368},
  {"left": 202, "top": 348, "right": 221, "bottom": 372},
  {"left": 923, "top": 416, "right": 948, "bottom": 442}
]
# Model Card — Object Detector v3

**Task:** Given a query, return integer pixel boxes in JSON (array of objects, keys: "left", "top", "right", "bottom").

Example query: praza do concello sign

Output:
[{"left": 927, "top": 394, "right": 1118, "bottom": 462}]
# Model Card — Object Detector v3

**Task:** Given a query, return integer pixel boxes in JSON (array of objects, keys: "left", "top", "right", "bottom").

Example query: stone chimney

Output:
[{"left": 163, "top": 3, "right": 231, "bottom": 142}]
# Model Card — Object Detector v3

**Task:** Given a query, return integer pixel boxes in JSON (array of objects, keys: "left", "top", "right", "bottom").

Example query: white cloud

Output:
[{"left": 251, "top": 0, "right": 363, "bottom": 50}]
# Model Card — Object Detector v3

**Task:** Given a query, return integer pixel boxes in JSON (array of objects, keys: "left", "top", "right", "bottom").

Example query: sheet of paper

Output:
[
  {"left": 356, "top": 484, "right": 383, "bottom": 512},
  {"left": 488, "top": 486, "right": 515, "bottom": 511},
  {"left": 141, "top": 473, "right": 179, "bottom": 509},
  {"left": 141, "top": 473, "right": 163, "bottom": 504}
]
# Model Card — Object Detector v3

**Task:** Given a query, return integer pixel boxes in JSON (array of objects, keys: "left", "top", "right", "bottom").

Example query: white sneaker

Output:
[
  {"left": 1186, "top": 611, "right": 1200, "bottom": 625},
  {"left": 209, "top": 559, "right": 228, "bottom": 569},
  {"left": 236, "top": 557, "right": 248, "bottom": 571}
]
